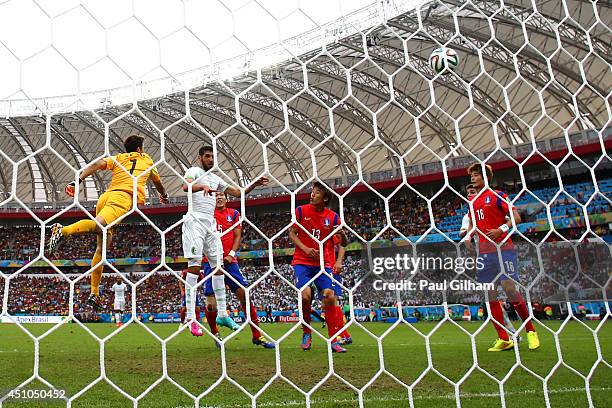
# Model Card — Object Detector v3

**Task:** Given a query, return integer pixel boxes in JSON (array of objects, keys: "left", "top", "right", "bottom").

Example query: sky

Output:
[{"left": 0, "top": 0, "right": 414, "bottom": 114}]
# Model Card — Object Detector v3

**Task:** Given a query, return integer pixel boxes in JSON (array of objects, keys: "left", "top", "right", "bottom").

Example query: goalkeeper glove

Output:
[
  {"left": 65, "top": 178, "right": 83, "bottom": 197},
  {"left": 159, "top": 192, "right": 169, "bottom": 204}
]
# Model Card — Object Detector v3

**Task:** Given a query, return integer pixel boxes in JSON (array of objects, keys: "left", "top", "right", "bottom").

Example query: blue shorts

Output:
[
  {"left": 477, "top": 250, "right": 520, "bottom": 284},
  {"left": 317, "top": 274, "right": 343, "bottom": 300},
  {"left": 203, "top": 262, "right": 249, "bottom": 296},
  {"left": 181, "top": 295, "right": 200, "bottom": 307},
  {"left": 331, "top": 274, "right": 343, "bottom": 297},
  {"left": 294, "top": 264, "right": 337, "bottom": 294}
]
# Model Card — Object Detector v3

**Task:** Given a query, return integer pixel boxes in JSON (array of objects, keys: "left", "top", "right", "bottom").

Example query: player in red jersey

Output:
[
  {"left": 289, "top": 182, "right": 348, "bottom": 353},
  {"left": 466, "top": 163, "right": 540, "bottom": 351},
  {"left": 202, "top": 192, "right": 274, "bottom": 349}
]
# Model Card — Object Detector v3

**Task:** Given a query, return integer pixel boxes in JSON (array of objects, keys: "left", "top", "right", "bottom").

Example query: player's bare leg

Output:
[
  {"left": 300, "top": 286, "right": 313, "bottom": 350},
  {"left": 501, "top": 280, "right": 539, "bottom": 350},
  {"left": 235, "top": 287, "right": 274, "bottom": 349},
  {"left": 320, "top": 288, "right": 346, "bottom": 353},
  {"left": 205, "top": 295, "right": 222, "bottom": 348}
]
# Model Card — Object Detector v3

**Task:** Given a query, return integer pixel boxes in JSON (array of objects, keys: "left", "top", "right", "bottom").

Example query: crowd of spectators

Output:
[
  {"left": 2, "top": 175, "right": 610, "bottom": 316},
  {"left": 5, "top": 260, "right": 364, "bottom": 316},
  {"left": 1, "top": 174, "right": 610, "bottom": 261},
  {"left": 5, "top": 238, "right": 609, "bottom": 317}
]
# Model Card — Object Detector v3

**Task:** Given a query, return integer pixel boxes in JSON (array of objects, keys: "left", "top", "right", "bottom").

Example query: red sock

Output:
[
  {"left": 243, "top": 304, "right": 261, "bottom": 339},
  {"left": 205, "top": 308, "right": 218, "bottom": 335},
  {"left": 324, "top": 305, "right": 340, "bottom": 340},
  {"left": 335, "top": 305, "right": 350, "bottom": 338},
  {"left": 179, "top": 308, "right": 186, "bottom": 324},
  {"left": 195, "top": 307, "right": 201, "bottom": 323},
  {"left": 302, "top": 301, "right": 312, "bottom": 335},
  {"left": 512, "top": 301, "right": 536, "bottom": 332},
  {"left": 489, "top": 301, "right": 509, "bottom": 341}
]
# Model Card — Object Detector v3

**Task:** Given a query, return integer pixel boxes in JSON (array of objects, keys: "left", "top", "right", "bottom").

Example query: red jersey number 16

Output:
[{"left": 476, "top": 208, "right": 485, "bottom": 221}]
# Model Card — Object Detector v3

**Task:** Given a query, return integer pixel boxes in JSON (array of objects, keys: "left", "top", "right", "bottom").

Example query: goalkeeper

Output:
[{"left": 48, "top": 135, "right": 169, "bottom": 309}]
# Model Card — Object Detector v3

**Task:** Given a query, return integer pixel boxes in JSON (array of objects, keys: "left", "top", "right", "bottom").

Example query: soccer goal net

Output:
[{"left": 0, "top": 0, "right": 610, "bottom": 407}]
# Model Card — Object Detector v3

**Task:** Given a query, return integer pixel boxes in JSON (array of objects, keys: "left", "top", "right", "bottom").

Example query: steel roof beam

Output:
[{"left": 138, "top": 101, "right": 254, "bottom": 181}]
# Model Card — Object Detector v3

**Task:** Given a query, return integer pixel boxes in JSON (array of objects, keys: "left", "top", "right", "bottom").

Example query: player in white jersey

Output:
[
  {"left": 460, "top": 184, "right": 477, "bottom": 240},
  {"left": 111, "top": 279, "right": 128, "bottom": 327},
  {"left": 181, "top": 145, "right": 268, "bottom": 336}
]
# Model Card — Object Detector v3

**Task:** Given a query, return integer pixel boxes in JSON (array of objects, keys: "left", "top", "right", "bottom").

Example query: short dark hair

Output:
[
  {"left": 312, "top": 181, "right": 332, "bottom": 205},
  {"left": 466, "top": 183, "right": 476, "bottom": 192},
  {"left": 199, "top": 145, "right": 213, "bottom": 156},
  {"left": 124, "top": 135, "right": 144, "bottom": 153},
  {"left": 467, "top": 163, "right": 493, "bottom": 180}
]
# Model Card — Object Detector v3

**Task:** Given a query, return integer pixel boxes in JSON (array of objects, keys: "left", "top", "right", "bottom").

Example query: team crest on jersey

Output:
[
  {"left": 226, "top": 215, "right": 233, "bottom": 222},
  {"left": 323, "top": 218, "right": 330, "bottom": 227},
  {"left": 484, "top": 196, "right": 491, "bottom": 204}
]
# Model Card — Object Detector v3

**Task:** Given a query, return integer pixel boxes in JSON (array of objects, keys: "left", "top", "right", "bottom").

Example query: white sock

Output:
[
  {"left": 212, "top": 274, "right": 228, "bottom": 318},
  {"left": 503, "top": 309, "right": 516, "bottom": 334},
  {"left": 185, "top": 272, "right": 198, "bottom": 322},
  {"left": 115, "top": 312, "right": 121, "bottom": 323}
]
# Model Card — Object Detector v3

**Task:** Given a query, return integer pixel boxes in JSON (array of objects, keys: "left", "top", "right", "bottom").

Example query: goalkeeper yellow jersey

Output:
[{"left": 102, "top": 152, "right": 159, "bottom": 204}]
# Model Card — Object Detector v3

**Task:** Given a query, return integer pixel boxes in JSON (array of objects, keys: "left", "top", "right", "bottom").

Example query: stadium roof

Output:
[{"left": 0, "top": 0, "right": 609, "bottom": 204}]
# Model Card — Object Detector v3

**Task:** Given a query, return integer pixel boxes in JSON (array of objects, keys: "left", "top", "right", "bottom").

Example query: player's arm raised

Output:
[
  {"left": 65, "top": 159, "right": 107, "bottom": 197},
  {"left": 224, "top": 176, "right": 269, "bottom": 198}
]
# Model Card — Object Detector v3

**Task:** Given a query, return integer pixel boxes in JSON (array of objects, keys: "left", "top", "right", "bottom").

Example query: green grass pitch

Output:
[{"left": 1, "top": 320, "right": 610, "bottom": 407}]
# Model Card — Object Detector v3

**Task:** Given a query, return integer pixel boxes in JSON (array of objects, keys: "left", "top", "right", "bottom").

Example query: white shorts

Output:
[
  {"left": 114, "top": 300, "right": 125, "bottom": 311},
  {"left": 182, "top": 216, "right": 221, "bottom": 267}
]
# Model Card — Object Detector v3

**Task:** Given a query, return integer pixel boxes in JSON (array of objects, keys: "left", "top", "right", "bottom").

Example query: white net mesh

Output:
[{"left": 0, "top": 0, "right": 611, "bottom": 407}]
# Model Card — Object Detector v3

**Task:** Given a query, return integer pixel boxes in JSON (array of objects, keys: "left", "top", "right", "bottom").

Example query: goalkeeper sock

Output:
[
  {"left": 489, "top": 301, "right": 509, "bottom": 341},
  {"left": 212, "top": 275, "right": 228, "bottom": 318},
  {"left": 512, "top": 301, "right": 536, "bottom": 332},
  {"left": 205, "top": 308, "right": 218, "bottom": 334},
  {"left": 242, "top": 304, "right": 261, "bottom": 338},
  {"left": 62, "top": 219, "right": 97, "bottom": 236},
  {"left": 90, "top": 251, "right": 103, "bottom": 296},
  {"left": 115, "top": 312, "right": 121, "bottom": 323},
  {"left": 302, "top": 301, "right": 312, "bottom": 335},
  {"left": 185, "top": 273, "right": 198, "bottom": 322}
]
